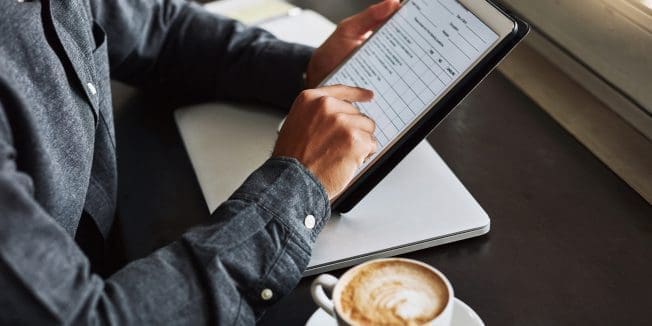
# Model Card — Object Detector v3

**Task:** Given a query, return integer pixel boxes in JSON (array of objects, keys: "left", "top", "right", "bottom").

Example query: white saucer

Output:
[{"left": 305, "top": 298, "right": 484, "bottom": 326}]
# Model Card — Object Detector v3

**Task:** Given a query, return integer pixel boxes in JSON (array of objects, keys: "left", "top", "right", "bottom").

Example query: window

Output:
[{"left": 501, "top": 0, "right": 652, "bottom": 135}]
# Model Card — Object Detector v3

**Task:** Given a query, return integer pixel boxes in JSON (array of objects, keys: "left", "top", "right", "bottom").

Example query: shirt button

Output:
[
  {"left": 304, "top": 214, "right": 316, "bottom": 229},
  {"left": 261, "top": 288, "right": 273, "bottom": 301},
  {"left": 87, "top": 82, "right": 97, "bottom": 95}
]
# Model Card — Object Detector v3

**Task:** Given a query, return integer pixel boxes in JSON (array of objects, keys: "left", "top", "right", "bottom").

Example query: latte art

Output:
[
  {"left": 370, "top": 284, "right": 437, "bottom": 322},
  {"left": 338, "top": 261, "right": 448, "bottom": 325}
]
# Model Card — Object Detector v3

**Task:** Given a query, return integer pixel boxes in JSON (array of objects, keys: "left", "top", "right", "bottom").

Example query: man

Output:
[{"left": 0, "top": 0, "right": 399, "bottom": 324}]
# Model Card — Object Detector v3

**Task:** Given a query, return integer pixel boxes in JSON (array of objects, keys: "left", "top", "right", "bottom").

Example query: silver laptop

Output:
[{"left": 174, "top": 102, "right": 489, "bottom": 275}]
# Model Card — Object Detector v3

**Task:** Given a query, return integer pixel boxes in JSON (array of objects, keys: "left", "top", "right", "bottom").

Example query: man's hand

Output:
[
  {"left": 273, "top": 85, "right": 377, "bottom": 199},
  {"left": 274, "top": 1, "right": 399, "bottom": 199},
  {"left": 305, "top": 0, "right": 401, "bottom": 88}
]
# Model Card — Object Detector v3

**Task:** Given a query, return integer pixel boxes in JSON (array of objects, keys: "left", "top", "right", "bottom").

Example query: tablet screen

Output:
[{"left": 322, "top": 0, "right": 503, "bottom": 180}]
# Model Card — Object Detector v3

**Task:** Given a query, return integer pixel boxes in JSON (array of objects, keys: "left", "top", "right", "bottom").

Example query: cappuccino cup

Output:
[{"left": 311, "top": 258, "right": 454, "bottom": 326}]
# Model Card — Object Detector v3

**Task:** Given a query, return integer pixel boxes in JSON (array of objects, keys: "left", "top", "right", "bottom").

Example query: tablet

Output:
[{"left": 326, "top": 0, "right": 528, "bottom": 213}]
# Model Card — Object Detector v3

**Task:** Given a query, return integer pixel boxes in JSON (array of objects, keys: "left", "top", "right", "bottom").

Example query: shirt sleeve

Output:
[
  {"left": 90, "top": 0, "right": 313, "bottom": 109},
  {"left": 0, "top": 97, "right": 330, "bottom": 323}
]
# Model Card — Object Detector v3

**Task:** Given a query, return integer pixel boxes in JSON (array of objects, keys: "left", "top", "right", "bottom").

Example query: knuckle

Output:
[
  {"left": 366, "top": 116, "right": 377, "bottom": 132},
  {"left": 332, "top": 112, "right": 348, "bottom": 125},
  {"left": 370, "top": 137, "right": 379, "bottom": 153},
  {"left": 297, "top": 90, "right": 312, "bottom": 103},
  {"left": 299, "top": 89, "right": 311, "bottom": 99},
  {"left": 370, "top": 133, "right": 378, "bottom": 146},
  {"left": 317, "top": 95, "right": 333, "bottom": 108},
  {"left": 311, "top": 96, "right": 333, "bottom": 116},
  {"left": 343, "top": 129, "right": 358, "bottom": 147}
]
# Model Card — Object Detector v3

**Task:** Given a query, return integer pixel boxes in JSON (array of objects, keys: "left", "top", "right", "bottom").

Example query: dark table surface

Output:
[{"left": 113, "top": 1, "right": 652, "bottom": 325}]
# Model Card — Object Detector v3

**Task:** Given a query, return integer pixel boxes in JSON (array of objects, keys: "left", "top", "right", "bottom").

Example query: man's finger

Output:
[
  {"left": 364, "top": 135, "right": 379, "bottom": 163},
  {"left": 347, "top": 113, "right": 376, "bottom": 134},
  {"left": 318, "top": 84, "right": 374, "bottom": 103},
  {"left": 327, "top": 101, "right": 361, "bottom": 115},
  {"left": 367, "top": 132, "right": 379, "bottom": 158},
  {"left": 355, "top": 131, "right": 379, "bottom": 166},
  {"left": 338, "top": 0, "right": 400, "bottom": 38}
]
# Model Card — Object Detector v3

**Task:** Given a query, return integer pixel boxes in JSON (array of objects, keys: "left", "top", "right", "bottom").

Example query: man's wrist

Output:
[{"left": 231, "top": 157, "right": 331, "bottom": 242}]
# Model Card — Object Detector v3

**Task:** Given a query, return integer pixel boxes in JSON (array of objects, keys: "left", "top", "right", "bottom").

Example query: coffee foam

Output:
[{"left": 338, "top": 261, "right": 448, "bottom": 326}]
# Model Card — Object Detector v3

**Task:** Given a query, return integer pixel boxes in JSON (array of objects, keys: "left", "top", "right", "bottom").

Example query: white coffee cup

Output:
[{"left": 311, "top": 258, "right": 454, "bottom": 326}]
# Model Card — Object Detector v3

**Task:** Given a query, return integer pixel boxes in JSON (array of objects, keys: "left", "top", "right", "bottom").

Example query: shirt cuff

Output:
[{"left": 229, "top": 157, "right": 330, "bottom": 244}]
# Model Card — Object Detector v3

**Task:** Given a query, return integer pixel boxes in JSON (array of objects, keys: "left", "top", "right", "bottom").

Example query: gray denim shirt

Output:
[{"left": 0, "top": 0, "right": 330, "bottom": 324}]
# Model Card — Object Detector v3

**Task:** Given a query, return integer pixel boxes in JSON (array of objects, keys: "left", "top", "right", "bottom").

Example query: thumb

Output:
[{"left": 337, "top": 0, "right": 400, "bottom": 39}]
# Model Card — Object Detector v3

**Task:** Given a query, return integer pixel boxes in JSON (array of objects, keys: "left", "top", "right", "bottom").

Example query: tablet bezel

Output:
[{"left": 331, "top": 0, "right": 529, "bottom": 213}]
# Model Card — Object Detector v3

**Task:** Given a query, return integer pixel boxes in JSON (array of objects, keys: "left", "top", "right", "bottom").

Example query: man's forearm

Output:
[
  {"left": 92, "top": 0, "right": 313, "bottom": 108},
  {"left": 0, "top": 152, "right": 328, "bottom": 324},
  {"left": 182, "top": 157, "right": 330, "bottom": 322}
]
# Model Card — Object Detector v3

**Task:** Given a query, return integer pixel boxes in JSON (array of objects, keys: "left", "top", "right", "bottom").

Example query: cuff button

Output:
[
  {"left": 261, "top": 288, "right": 274, "bottom": 301},
  {"left": 87, "top": 82, "right": 97, "bottom": 95},
  {"left": 304, "top": 214, "right": 316, "bottom": 229}
]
